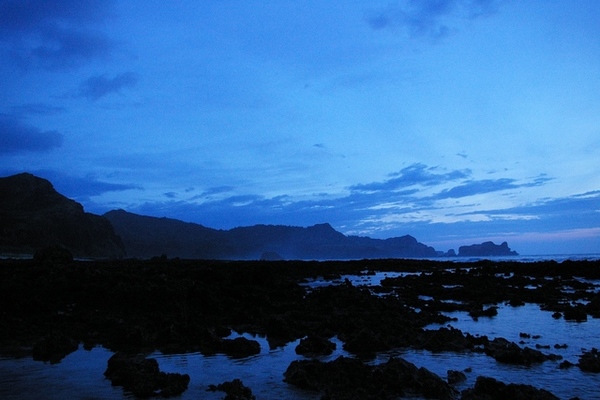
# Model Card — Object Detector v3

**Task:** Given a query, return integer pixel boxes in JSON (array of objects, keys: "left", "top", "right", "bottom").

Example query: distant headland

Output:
[{"left": 0, "top": 173, "right": 518, "bottom": 260}]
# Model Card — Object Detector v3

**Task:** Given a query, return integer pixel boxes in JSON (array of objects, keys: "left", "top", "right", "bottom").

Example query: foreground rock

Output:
[
  {"left": 461, "top": 376, "right": 559, "bottom": 400},
  {"left": 104, "top": 352, "right": 190, "bottom": 398},
  {"left": 284, "top": 356, "right": 457, "bottom": 400},
  {"left": 208, "top": 378, "right": 256, "bottom": 400},
  {"left": 578, "top": 348, "right": 600, "bottom": 372}
]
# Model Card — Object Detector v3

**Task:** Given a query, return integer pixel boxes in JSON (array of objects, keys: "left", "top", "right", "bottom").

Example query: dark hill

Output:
[
  {"left": 0, "top": 173, "right": 125, "bottom": 258},
  {"left": 104, "top": 210, "right": 438, "bottom": 260}
]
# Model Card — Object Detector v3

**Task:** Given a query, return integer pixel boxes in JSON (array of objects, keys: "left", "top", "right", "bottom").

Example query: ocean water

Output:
[{"left": 2, "top": 255, "right": 600, "bottom": 399}]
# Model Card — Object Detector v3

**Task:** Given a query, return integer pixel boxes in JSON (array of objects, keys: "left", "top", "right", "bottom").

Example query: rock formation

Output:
[{"left": 458, "top": 241, "right": 518, "bottom": 257}]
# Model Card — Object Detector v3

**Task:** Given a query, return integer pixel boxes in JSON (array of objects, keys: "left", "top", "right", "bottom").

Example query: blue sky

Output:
[{"left": 1, "top": 0, "right": 599, "bottom": 255}]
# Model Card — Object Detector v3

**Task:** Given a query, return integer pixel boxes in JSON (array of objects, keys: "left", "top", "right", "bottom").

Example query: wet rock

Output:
[
  {"left": 32, "top": 333, "right": 78, "bottom": 364},
  {"left": 342, "top": 328, "right": 388, "bottom": 356},
  {"left": 447, "top": 369, "right": 467, "bottom": 384},
  {"left": 284, "top": 356, "right": 457, "bottom": 400},
  {"left": 418, "top": 326, "right": 473, "bottom": 352},
  {"left": 564, "top": 305, "right": 588, "bottom": 322},
  {"left": 295, "top": 335, "right": 336, "bottom": 357},
  {"left": 104, "top": 352, "right": 190, "bottom": 398},
  {"left": 578, "top": 348, "right": 600, "bottom": 372},
  {"left": 484, "top": 338, "right": 558, "bottom": 366},
  {"left": 461, "top": 376, "right": 559, "bottom": 400},
  {"left": 219, "top": 337, "right": 261, "bottom": 358},
  {"left": 208, "top": 378, "right": 256, "bottom": 400},
  {"left": 559, "top": 360, "right": 575, "bottom": 369},
  {"left": 469, "top": 304, "right": 498, "bottom": 320}
]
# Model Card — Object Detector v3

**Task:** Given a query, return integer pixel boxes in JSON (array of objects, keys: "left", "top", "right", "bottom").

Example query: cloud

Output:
[
  {"left": 0, "top": 0, "right": 115, "bottom": 70},
  {"left": 77, "top": 72, "right": 138, "bottom": 100},
  {"left": 365, "top": 0, "right": 504, "bottom": 41},
  {"left": 350, "top": 163, "right": 470, "bottom": 192},
  {"left": 31, "top": 170, "right": 140, "bottom": 199},
  {"left": 0, "top": 115, "right": 63, "bottom": 154},
  {"left": 10, "top": 103, "right": 66, "bottom": 116}
]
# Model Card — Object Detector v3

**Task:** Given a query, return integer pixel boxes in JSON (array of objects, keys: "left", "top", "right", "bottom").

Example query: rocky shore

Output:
[{"left": 1, "top": 256, "right": 599, "bottom": 398}]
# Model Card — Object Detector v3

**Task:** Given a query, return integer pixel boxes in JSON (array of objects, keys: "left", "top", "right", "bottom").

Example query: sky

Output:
[{"left": 1, "top": 0, "right": 600, "bottom": 255}]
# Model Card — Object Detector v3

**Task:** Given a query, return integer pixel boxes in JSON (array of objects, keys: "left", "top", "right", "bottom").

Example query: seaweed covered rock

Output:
[
  {"left": 461, "top": 376, "right": 559, "bottom": 400},
  {"left": 104, "top": 352, "right": 190, "bottom": 398}
]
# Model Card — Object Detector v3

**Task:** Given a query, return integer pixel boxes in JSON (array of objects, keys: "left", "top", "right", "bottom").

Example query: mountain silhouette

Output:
[
  {"left": 104, "top": 209, "right": 439, "bottom": 260},
  {"left": 0, "top": 173, "right": 125, "bottom": 258}
]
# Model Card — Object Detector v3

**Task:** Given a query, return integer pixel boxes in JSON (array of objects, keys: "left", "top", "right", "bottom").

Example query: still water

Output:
[{"left": 2, "top": 259, "right": 600, "bottom": 399}]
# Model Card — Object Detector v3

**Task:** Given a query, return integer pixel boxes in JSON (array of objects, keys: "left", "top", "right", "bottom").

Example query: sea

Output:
[{"left": 1, "top": 253, "right": 600, "bottom": 399}]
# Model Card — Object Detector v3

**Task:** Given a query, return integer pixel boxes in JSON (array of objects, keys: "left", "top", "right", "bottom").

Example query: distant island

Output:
[{"left": 0, "top": 173, "right": 518, "bottom": 260}]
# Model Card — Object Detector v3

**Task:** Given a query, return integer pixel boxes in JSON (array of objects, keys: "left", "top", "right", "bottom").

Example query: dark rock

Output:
[
  {"left": 563, "top": 305, "right": 588, "bottom": 322},
  {"left": 578, "top": 348, "right": 600, "bottom": 372},
  {"left": 284, "top": 356, "right": 457, "bottom": 400},
  {"left": 208, "top": 378, "right": 256, "bottom": 400},
  {"left": 32, "top": 333, "right": 78, "bottom": 364},
  {"left": 219, "top": 337, "right": 261, "bottom": 358},
  {"left": 33, "top": 244, "right": 74, "bottom": 263},
  {"left": 461, "top": 376, "right": 559, "bottom": 400},
  {"left": 295, "top": 335, "right": 336, "bottom": 357},
  {"left": 447, "top": 369, "right": 467, "bottom": 385},
  {"left": 559, "top": 360, "right": 575, "bottom": 369},
  {"left": 342, "top": 328, "right": 388, "bottom": 356},
  {"left": 484, "top": 338, "right": 558, "bottom": 365},
  {"left": 104, "top": 352, "right": 190, "bottom": 398},
  {"left": 551, "top": 312, "right": 562, "bottom": 319},
  {"left": 418, "top": 326, "right": 473, "bottom": 352}
]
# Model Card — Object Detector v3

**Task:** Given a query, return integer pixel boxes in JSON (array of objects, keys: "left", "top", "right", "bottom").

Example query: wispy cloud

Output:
[
  {"left": 350, "top": 163, "right": 470, "bottom": 192},
  {"left": 0, "top": 115, "right": 62, "bottom": 154},
  {"left": 77, "top": 72, "right": 138, "bottom": 100},
  {"left": 10, "top": 103, "right": 66, "bottom": 116},
  {"left": 365, "top": 0, "right": 504, "bottom": 41}
]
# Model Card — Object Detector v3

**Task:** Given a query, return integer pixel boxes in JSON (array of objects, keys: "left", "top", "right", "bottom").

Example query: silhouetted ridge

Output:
[
  {"left": 458, "top": 241, "right": 518, "bottom": 257},
  {"left": 0, "top": 173, "right": 125, "bottom": 258},
  {"left": 104, "top": 211, "right": 439, "bottom": 260}
]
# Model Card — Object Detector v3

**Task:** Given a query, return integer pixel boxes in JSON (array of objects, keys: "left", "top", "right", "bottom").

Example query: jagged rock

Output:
[
  {"left": 208, "top": 378, "right": 256, "bottom": 400},
  {"left": 104, "top": 352, "right": 190, "bottom": 398},
  {"left": 461, "top": 376, "right": 559, "bottom": 400}
]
